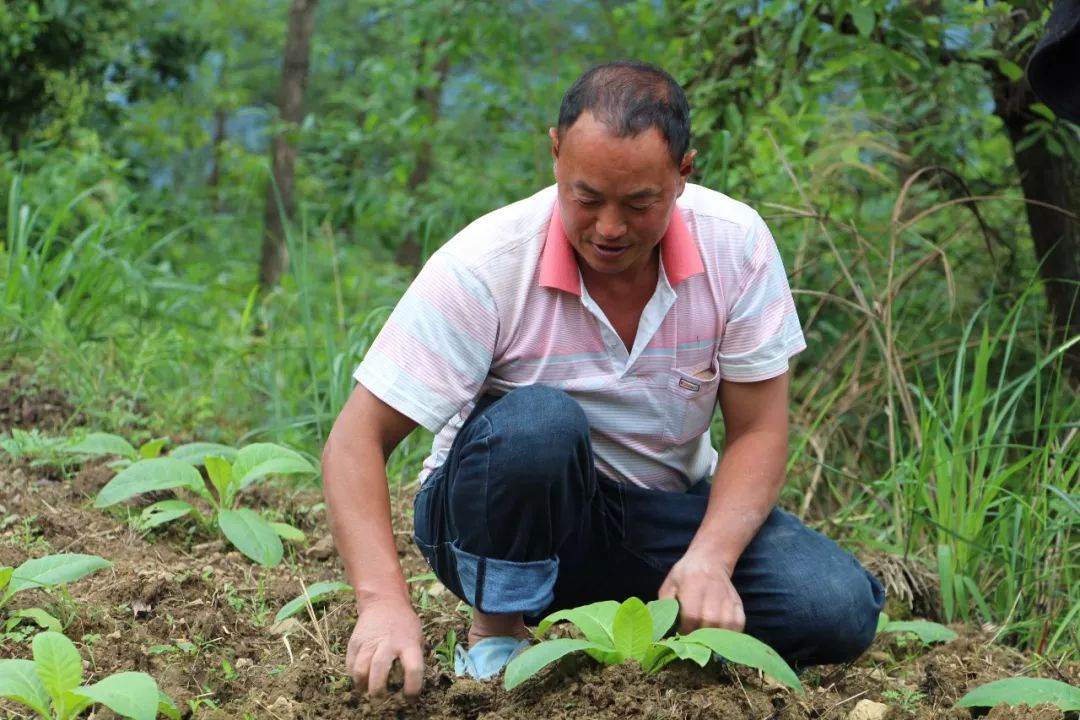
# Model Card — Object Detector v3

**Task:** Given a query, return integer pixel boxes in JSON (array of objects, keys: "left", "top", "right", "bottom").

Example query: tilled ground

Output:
[{"left": 0, "top": 381, "right": 1076, "bottom": 719}]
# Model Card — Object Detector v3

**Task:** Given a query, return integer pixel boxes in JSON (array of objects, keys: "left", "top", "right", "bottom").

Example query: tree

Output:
[
  {"left": 670, "top": 0, "right": 1080, "bottom": 375},
  {"left": 260, "top": 0, "right": 319, "bottom": 291}
]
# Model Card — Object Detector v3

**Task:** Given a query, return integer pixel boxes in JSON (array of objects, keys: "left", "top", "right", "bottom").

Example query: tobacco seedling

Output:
[
  {"left": 94, "top": 442, "right": 316, "bottom": 566},
  {"left": 0, "top": 631, "right": 178, "bottom": 720},
  {"left": 956, "top": 677, "right": 1080, "bottom": 711},
  {"left": 875, "top": 612, "right": 958, "bottom": 645},
  {"left": 0, "top": 554, "right": 112, "bottom": 636},
  {"left": 503, "top": 597, "right": 803, "bottom": 695},
  {"left": 62, "top": 432, "right": 168, "bottom": 467},
  {"left": 274, "top": 581, "right": 352, "bottom": 625}
]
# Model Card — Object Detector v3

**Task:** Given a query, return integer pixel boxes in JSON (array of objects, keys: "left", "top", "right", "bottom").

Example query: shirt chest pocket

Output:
[{"left": 664, "top": 358, "right": 722, "bottom": 445}]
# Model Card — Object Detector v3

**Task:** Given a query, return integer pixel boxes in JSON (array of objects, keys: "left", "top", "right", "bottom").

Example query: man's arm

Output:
[
  {"left": 659, "top": 371, "right": 791, "bottom": 633},
  {"left": 322, "top": 383, "right": 423, "bottom": 697}
]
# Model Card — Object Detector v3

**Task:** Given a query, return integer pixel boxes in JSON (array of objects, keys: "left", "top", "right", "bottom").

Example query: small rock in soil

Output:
[
  {"left": 270, "top": 617, "right": 302, "bottom": 635},
  {"left": 306, "top": 534, "right": 336, "bottom": 560},
  {"left": 848, "top": 699, "right": 889, "bottom": 720}
]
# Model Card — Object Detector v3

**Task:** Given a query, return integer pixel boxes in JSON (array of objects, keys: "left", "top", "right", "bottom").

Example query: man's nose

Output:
[{"left": 596, "top": 208, "right": 626, "bottom": 240}]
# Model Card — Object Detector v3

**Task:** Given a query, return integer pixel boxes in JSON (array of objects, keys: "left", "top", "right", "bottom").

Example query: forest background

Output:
[{"left": 1, "top": 0, "right": 1077, "bottom": 667}]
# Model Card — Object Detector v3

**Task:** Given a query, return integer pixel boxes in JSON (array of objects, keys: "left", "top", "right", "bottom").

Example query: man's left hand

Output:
[{"left": 658, "top": 549, "right": 745, "bottom": 634}]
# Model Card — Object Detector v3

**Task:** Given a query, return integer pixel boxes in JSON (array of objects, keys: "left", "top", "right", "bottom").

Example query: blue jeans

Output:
[{"left": 413, "top": 386, "right": 885, "bottom": 666}]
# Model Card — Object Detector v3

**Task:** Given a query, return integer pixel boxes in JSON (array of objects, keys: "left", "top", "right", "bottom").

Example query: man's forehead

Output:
[{"left": 572, "top": 180, "right": 660, "bottom": 199}]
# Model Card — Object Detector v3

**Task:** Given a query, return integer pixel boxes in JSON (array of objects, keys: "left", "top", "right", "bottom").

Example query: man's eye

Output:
[
  {"left": 630, "top": 205, "right": 652, "bottom": 212},
  {"left": 577, "top": 199, "right": 601, "bottom": 208}
]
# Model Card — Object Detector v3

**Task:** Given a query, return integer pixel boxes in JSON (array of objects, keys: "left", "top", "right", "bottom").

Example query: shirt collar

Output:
[{"left": 538, "top": 200, "right": 704, "bottom": 296}]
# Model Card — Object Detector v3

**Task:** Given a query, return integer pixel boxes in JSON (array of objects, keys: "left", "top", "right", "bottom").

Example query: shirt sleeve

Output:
[
  {"left": 717, "top": 214, "right": 806, "bottom": 382},
  {"left": 354, "top": 250, "right": 498, "bottom": 432}
]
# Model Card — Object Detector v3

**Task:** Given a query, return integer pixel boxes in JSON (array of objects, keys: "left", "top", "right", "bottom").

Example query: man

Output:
[{"left": 322, "top": 61, "right": 884, "bottom": 698}]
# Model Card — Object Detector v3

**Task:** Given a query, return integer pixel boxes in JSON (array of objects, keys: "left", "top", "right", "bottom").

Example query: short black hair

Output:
[{"left": 557, "top": 60, "right": 691, "bottom": 166}]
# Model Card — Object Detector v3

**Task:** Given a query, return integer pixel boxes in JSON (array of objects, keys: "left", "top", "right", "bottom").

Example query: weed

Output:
[
  {"left": 434, "top": 629, "right": 458, "bottom": 672},
  {"left": 883, "top": 688, "right": 926, "bottom": 716}
]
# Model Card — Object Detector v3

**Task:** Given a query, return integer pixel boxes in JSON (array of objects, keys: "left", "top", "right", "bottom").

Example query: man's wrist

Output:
[{"left": 354, "top": 578, "right": 412, "bottom": 609}]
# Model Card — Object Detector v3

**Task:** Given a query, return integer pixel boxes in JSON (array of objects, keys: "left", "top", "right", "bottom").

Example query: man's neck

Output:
[{"left": 578, "top": 248, "right": 661, "bottom": 299}]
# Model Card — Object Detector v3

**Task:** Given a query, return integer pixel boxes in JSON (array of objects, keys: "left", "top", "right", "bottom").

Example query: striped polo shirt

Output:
[{"left": 355, "top": 183, "right": 805, "bottom": 491}]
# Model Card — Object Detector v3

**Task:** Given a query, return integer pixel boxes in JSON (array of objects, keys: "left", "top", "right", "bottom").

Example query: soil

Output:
[{"left": 1, "top": 377, "right": 1078, "bottom": 720}]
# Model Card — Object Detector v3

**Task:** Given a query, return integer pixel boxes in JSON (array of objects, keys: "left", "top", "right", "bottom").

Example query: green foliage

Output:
[
  {"left": 274, "top": 581, "right": 352, "bottom": 625},
  {"left": 504, "top": 598, "right": 803, "bottom": 695},
  {"left": 955, "top": 677, "right": 1080, "bottom": 711},
  {"left": 879, "top": 620, "right": 958, "bottom": 645},
  {"left": 94, "top": 442, "right": 316, "bottom": 566},
  {"left": 0, "top": 554, "right": 112, "bottom": 636},
  {"left": 0, "top": 631, "right": 175, "bottom": 719}
]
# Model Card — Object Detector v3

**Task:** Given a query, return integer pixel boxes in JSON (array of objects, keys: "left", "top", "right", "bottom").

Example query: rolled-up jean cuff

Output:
[{"left": 451, "top": 542, "right": 559, "bottom": 615}]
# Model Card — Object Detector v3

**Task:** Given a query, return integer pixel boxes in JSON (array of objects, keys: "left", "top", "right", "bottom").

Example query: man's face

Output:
[{"left": 550, "top": 112, "right": 694, "bottom": 283}]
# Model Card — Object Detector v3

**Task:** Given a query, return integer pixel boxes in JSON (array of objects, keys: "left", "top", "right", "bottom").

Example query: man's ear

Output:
[
  {"left": 676, "top": 149, "right": 696, "bottom": 195},
  {"left": 549, "top": 127, "right": 560, "bottom": 161}
]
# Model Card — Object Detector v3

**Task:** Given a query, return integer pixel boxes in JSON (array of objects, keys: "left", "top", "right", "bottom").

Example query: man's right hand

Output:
[{"left": 346, "top": 593, "right": 425, "bottom": 698}]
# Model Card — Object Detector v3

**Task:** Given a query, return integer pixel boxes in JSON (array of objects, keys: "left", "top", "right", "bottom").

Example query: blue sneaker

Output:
[{"left": 453, "top": 637, "right": 532, "bottom": 680}]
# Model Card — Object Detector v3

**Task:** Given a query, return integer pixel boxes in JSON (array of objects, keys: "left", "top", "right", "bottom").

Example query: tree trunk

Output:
[
  {"left": 394, "top": 43, "right": 451, "bottom": 269},
  {"left": 208, "top": 107, "right": 227, "bottom": 210},
  {"left": 259, "top": 0, "right": 318, "bottom": 292},
  {"left": 993, "top": 76, "right": 1080, "bottom": 377}
]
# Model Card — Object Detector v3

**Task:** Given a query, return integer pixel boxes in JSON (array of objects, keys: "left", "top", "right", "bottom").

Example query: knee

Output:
[
  {"left": 802, "top": 565, "right": 885, "bottom": 664},
  {"left": 481, "top": 386, "right": 590, "bottom": 463}
]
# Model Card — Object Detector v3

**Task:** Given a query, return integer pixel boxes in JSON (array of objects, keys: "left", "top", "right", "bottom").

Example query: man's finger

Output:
[
  {"left": 657, "top": 576, "right": 677, "bottom": 600},
  {"left": 400, "top": 642, "right": 425, "bottom": 699},
  {"left": 349, "top": 646, "right": 373, "bottom": 690},
  {"left": 677, "top": 587, "right": 704, "bottom": 634},
  {"left": 367, "top": 648, "right": 394, "bottom": 697}
]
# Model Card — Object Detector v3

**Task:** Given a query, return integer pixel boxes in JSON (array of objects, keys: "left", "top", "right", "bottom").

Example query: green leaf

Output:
[
  {"left": 138, "top": 500, "right": 194, "bottom": 530},
  {"left": 646, "top": 598, "right": 678, "bottom": 641},
  {"left": 205, "top": 455, "right": 233, "bottom": 506},
  {"left": 138, "top": 437, "right": 168, "bottom": 459},
  {"left": 680, "top": 628, "right": 804, "bottom": 696},
  {"left": 0, "top": 659, "right": 52, "bottom": 717},
  {"left": 1031, "top": 103, "right": 1057, "bottom": 121},
  {"left": 76, "top": 672, "right": 159, "bottom": 720},
  {"left": 956, "top": 678, "right": 1080, "bottom": 710},
  {"left": 850, "top": 5, "right": 875, "bottom": 37},
  {"left": 641, "top": 643, "right": 676, "bottom": 673},
  {"left": 13, "top": 607, "right": 62, "bottom": 632},
  {"left": 996, "top": 58, "right": 1024, "bottom": 82},
  {"left": 169, "top": 442, "right": 238, "bottom": 465},
  {"left": 10, "top": 553, "right": 112, "bottom": 594},
  {"left": 875, "top": 612, "right": 889, "bottom": 632},
  {"left": 232, "top": 443, "right": 316, "bottom": 488},
  {"left": 938, "top": 544, "right": 954, "bottom": 621},
  {"left": 95, "top": 459, "right": 203, "bottom": 507},
  {"left": 157, "top": 690, "right": 181, "bottom": 720},
  {"left": 657, "top": 638, "right": 712, "bottom": 667},
  {"left": 65, "top": 432, "right": 137, "bottom": 460},
  {"left": 537, "top": 600, "right": 619, "bottom": 647},
  {"left": 504, "top": 639, "right": 601, "bottom": 691},
  {"left": 32, "top": 631, "right": 83, "bottom": 703},
  {"left": 0, "top": 566, "right": 12, "bottom": 593},
  {"left": 274, "top": 581, "right": 353, "bottom": 624},
  {"left": 217, "top": 509, "right": 283, "bottom": 566},
  {"left": 269, "top": 522, "right": 306, "bottom": 542},
  {"left": 881, "top": 620, "right": 958, "bottom": 645},
  {"left": 612, "top": 597, "right": 653, "bottom": 662}
]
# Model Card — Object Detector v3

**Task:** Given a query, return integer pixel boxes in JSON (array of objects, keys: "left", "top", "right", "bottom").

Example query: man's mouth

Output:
[{"left": 592, "top": 242, "right": 628, "bottom": 258}]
